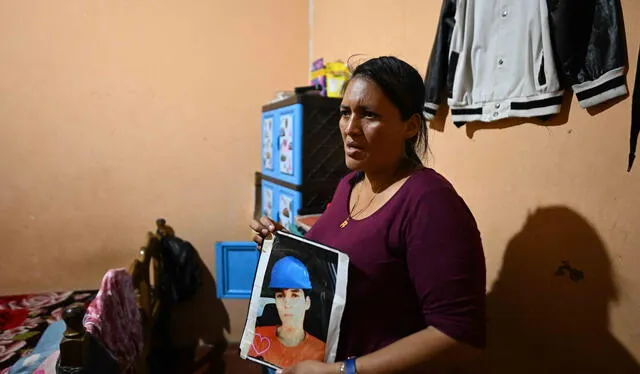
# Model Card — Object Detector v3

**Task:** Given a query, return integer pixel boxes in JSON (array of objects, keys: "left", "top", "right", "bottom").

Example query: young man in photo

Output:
[{"left": 249, "top": 256, "right": 325, "bottom": 368}]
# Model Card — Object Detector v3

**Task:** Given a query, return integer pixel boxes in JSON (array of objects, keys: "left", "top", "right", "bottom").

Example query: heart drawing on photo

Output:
[{"left": 251, "top": 333, "right": 271, "bottom": 356}]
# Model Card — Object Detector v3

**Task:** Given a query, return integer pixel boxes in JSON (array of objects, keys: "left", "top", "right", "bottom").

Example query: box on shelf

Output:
[
  {"left": 310, "top": 58, "right": 327, "bottom": 96},
  {"left": 310, "top": 58, "right": 350, "bottom": 98},
  {"left": 324, "top": 61, "right": 350, "bottom": 98}
]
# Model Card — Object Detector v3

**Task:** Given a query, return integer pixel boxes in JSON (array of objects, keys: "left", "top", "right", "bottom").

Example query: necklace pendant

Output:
[{"left": 340, "top": 218, "right": 349, "bottom": 228}]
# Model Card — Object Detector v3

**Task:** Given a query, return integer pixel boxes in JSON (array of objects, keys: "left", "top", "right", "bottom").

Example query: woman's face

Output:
[
  {"left": 274, "top": 288, "right": 310, "bottom": 328},
  {"left": 339, "top": 77, "right": 418, "bottom": 172}
]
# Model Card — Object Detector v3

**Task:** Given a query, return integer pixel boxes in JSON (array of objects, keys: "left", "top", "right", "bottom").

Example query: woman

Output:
[{"left": 250, "top": 56, "right": 486, "bottom": 374}]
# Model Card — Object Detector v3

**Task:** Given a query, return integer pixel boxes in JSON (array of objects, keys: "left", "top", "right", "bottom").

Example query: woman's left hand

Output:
[{"left": 277, "top": 360, "right": 339, "bottom": 374}]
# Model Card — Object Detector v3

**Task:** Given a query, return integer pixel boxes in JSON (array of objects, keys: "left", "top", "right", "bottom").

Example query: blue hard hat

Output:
[{"left": 269, "top": 256, "right": 312, "bottom": 290}]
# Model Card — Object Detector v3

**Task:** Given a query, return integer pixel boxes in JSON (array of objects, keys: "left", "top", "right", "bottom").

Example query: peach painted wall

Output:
[
  {"left": 311, "top": 0, "right": 640, "bottom": 370},
  {"left": 0, "top": 0, "right": 308, "bottom": 342}
]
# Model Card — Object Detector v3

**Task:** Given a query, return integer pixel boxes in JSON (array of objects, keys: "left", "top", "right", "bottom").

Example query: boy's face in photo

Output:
[{"left": 274, "top": 288, "right": 310, "bottom": 327}]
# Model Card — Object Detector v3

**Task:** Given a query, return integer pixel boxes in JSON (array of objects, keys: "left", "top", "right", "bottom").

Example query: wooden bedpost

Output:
[
  {"left": 128, "top": 226, "right": 165, "bottom": 374},
  {"left": 56, "top": 218, "right": 169, "bottom": 373},
  {"left": 58, "top": 303, "right": 88, "bottom": 367}
]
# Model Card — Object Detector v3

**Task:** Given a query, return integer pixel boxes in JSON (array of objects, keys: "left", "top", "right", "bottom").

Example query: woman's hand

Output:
[
  {"left": 277, "top": 360, "right": 339, "bottom": 374},
  {"left": 249, "top": 216, "right": 286, "bottom": 250}
]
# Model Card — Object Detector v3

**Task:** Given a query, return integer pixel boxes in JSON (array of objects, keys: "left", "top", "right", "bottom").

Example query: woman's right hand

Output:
[{"left": 250, "top": 216, "right": 286, "bottom": 250}]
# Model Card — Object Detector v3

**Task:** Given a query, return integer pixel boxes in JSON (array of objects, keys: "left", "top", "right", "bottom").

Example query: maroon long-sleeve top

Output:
[{"left": 305, "top": 168, "right": 486, "bottom": 360}]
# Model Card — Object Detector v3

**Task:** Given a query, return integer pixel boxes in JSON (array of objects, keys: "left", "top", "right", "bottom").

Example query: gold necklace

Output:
[
  {"left": 339, "top": 160, "right": 417, "bottom": 229},
  {"left": 340, "top": 181, "right": 378, "bottom": 228}
]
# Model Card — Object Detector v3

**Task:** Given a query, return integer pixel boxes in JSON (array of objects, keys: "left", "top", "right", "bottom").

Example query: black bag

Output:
[{"left": 156, "top": 219, "right": 203, "bottom": 304}]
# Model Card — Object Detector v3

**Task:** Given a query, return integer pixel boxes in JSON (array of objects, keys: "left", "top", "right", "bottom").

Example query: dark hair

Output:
[{"left": 346, "top": 55, "right": 428, "bottom": 165}]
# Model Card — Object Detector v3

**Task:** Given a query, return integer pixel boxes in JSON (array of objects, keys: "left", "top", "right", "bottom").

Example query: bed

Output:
[
  {"left": 0, "top": 290, "right": 98, "bottom": 372},
  {"left": 0, "top": 219, "right": 218, "bottom": 374}
]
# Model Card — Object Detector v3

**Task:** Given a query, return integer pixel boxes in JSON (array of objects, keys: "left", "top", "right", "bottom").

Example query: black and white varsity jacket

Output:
[{"left": 423, "top": 0, "right": 628, "bottom": 126}]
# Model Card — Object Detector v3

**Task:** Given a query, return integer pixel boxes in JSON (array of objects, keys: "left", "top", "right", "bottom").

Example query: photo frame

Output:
[{"left": 239, "top": 231, "right": 349, "bottom": 370}]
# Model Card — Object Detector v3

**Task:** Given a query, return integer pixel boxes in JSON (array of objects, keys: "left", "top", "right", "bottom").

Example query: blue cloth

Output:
[{"left": 9, "top": 320, "right": 66, "bottom": 374}]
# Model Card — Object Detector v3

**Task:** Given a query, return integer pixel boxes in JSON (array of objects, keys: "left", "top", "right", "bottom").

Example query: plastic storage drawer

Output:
[
  {"left": 260, "top": 95, "right": 347, "bottom": 186},
  {"left": 253, "top": 172, "right": 339, "bottom": 228}
]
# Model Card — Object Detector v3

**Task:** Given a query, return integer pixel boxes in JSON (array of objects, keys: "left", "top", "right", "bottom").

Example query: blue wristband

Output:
[{"left": 344, "top": 357, "right": 357, "bottom": 374}]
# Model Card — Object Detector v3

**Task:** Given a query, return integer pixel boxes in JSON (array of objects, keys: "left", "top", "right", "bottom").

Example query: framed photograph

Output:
[
  {"left": 239, "top": 231, "right": 349, "bottom": 371},
  {"left": 215, "top": 241, "right": 260, "bottom": 299}
]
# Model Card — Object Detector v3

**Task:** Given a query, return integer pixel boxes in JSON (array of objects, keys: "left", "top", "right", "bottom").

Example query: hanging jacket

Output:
[{"left": 423, "top": 0, "right": 628, "bottom": 127}]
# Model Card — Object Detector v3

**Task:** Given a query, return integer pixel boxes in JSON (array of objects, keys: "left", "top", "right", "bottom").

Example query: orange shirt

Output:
[{"left": 249, "top": 325, "right": 325, "bottom": 368}]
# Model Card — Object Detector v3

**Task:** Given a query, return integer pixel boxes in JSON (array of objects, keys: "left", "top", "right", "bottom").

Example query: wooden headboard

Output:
[{"left": 58, "top": 219, "right": 169, "bottom": 373}]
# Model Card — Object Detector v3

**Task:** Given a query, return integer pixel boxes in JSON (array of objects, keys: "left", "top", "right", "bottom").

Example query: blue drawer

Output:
[
  {"left": 261, "top": 179, "right": 303, "bottom": 232},
  {"left": 260, "top": 104, "right": 303, "bottom": 185},
  {"left": 215, "top": 241, "right": 260, "bottom": 299}
]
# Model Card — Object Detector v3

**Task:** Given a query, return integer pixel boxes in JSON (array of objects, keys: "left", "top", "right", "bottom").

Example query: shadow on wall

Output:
[{"left": 482, "top": 206, "right": 639, "bottom": 373}]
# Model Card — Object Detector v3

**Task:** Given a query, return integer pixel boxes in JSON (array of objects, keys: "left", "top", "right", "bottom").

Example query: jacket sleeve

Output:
[
  {"left": 629, "top": 48, "right": 639, "bottom": 172},
  {"left": 423, "top": 0, "right": 457, "bottom": 121},
  {"left": 549, "top": 0, "right": 628, "bottom": 108}
]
